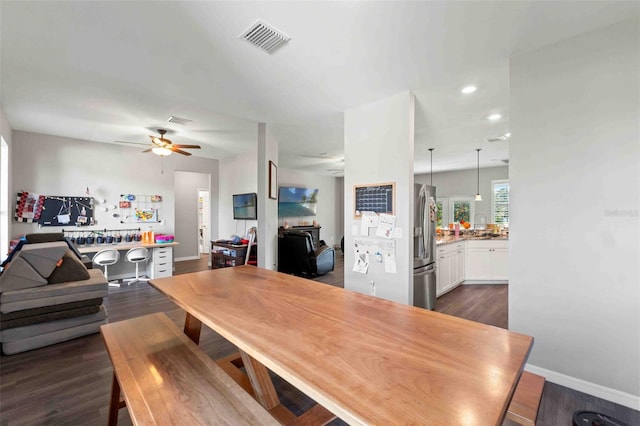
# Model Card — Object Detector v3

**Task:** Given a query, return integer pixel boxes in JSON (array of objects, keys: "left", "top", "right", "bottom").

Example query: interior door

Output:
[{"left": 198, "top": 189, "right": 210, "bottom": 254}]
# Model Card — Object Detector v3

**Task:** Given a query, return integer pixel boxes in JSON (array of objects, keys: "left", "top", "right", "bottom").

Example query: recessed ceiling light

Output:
[
  {"left": 461, "top": 85, "right": 477, "bottom": 94},
  {"left": 488, "top": 113, "right": 502, "bottom": 121},
  {"left": 505, "top": 132, "right": 511, "bottom": 138}
]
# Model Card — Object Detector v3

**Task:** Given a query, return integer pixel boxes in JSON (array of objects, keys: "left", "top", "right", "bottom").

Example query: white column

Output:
[
  {"left": 343, "top": 91, "right": 415, "bottom": 304},
  {"left": 257, "top": 123, "right": 279, "bottom": 270}
]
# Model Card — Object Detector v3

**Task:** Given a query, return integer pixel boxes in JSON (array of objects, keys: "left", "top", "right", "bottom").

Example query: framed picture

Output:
[
  {"left": 353, "top": 182, "right": 395, "bottom": 218},
  {"left": 269, "top": 161, "right": 278, "bottom": 200}
]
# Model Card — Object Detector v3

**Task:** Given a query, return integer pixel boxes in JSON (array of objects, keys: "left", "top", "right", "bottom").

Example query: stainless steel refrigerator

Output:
[{"left": 413, "top": 184, "right": 437, "bottom": 310}]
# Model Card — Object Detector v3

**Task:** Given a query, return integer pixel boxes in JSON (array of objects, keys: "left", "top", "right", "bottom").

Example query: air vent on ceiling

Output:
[
  {"left": 167, "top": 116, "right": 192, "bottom": 125},
  {"left": 239, "top": 20, "right": 290, "bottom": 53}
]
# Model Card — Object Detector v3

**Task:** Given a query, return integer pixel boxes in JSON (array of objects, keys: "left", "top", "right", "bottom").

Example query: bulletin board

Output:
[
  {"left": 353, "top": 182, "right": 395, "bottom": 218},
  {"left": 38, "top": 196, "right": 95, "bottom": 227}
]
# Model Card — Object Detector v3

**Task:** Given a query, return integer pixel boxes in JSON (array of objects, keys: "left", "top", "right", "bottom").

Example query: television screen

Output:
[
  {"left": 278, "top": 187, "right": 319, "bottom": 218},
  {"left": 233, "top": 193, "right": 257, "bottom": 220}
]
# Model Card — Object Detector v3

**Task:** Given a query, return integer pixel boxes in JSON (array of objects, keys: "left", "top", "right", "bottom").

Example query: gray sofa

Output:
[{"left": 0, "top": 240, "right": 108, "bottom": 355}]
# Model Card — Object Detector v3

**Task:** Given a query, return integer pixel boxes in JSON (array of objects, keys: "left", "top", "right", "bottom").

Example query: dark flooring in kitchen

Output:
[{"left": 1, "top": 253, "right": 637, "bottom": 425}]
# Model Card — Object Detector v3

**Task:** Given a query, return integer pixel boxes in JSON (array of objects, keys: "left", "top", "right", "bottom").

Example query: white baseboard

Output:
[
  {"left": 174, "top": 256, "right": 200, "bottom": 262},
  {"left": 525, "top": 364, "right": 640, "bottom": 411}
]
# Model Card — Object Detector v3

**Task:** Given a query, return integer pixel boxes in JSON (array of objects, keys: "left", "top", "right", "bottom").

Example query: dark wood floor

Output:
[
  {"left": 1, "top": 254, "right": 638, "bottom": 426},
  {"left": 435, "top": 283, "right": 508, "bottom": 329}
]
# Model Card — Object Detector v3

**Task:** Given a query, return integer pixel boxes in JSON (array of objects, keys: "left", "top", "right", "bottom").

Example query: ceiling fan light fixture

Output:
[
  {"left": 152, "top": 146, "right": 172, "bottom": 156},
  {"left": 461, "top": 85, "right": 477, "bottom": 94}
]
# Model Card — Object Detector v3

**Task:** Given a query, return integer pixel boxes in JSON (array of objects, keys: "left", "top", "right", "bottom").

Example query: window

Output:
[
  {"left": 492, "top": 180, "right": 509, "bottom": 226},
  {"left": 449, "top": 197, "right": 474, "bottom": 225},
  {"left": 436, "top": 197, "right": 475, "bottom": 228},
  {"left": 436, "top": 198, "right": 448, "bottom": 229},
  {"left": 437, "top": 196, "right": 474, "bottom": 228}
]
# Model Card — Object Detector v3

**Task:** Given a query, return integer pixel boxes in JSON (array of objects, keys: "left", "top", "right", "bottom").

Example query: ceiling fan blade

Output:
[
  {"left": 142, "top": 147, "right": 153, "bottom": 153},
  {"left": 172, "top": 144, "right": 201, "bottom": 149},
  {"left": 171, "top": 147, "right": 192, "bottom": 156},
  {"left": 114, "top": 140, "right": 149, "bottom": 146}
]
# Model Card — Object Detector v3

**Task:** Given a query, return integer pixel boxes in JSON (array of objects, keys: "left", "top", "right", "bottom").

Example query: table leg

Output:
[
  {"left": 183, "top": 313, "right": 202, "bottom": 344},
  {"left": 108, "top": 373, "right": 121, "bottom": 426},
  {"left": 239, "top": 350, "right": 280, "bottom": 409}
]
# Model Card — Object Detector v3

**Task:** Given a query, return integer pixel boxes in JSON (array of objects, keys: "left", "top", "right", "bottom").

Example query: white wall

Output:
[
  {"left": 415, "top": 166, "right": 508, "bottom": 222},
  {"left": 278, "top": 168, "right": 344, "bottom": 247},
  {"left": 510, "top": 18, "right": 639, "bottom": 408},
  {"left": 217, "top": 146, "right": 258, "bottom": 240},
  {"left": 257, "top": 123, "right": 279, "bottom": 270},
  {"left": 344, "top": 91, "right": 414, "bottom": 304},
  {"left": 174, "top": 171, "right": 210, "bottom": 260},
  {"left": 11, "top": 131, "right": 220, "bottom": 248},
  {"left": 0, "top": 106, "right": 13, "bottom": 255}
]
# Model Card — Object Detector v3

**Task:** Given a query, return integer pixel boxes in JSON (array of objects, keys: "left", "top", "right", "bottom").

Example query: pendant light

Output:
[
  {"left": 474, "top": 148, "right": 482, "bottom": 201},
  {"left": 429, "top": 148, "right": 434, "bottom": 186}
]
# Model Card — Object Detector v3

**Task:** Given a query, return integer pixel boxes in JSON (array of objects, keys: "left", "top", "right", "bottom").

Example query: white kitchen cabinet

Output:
[
  {"left": 147, "top": 246, "right": 173, "bottom": 278},
  {"left": 436, "top": 242, "right": 465, "bottom": 297},
  {"left": 436, "top": 251, "right": 450, "bottom": 295},
  {"left": 465, "top": 240, "right": 508, "bottom": 282},
  {"left": 490, "top": 246, "right": 508, "bottom": 280},
  {"left": 452, "top": 245, "right": 465, "bottom": 285}
]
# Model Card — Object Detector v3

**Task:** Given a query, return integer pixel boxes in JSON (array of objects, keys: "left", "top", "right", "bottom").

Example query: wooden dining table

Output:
[{"left": 149, "top": 265, "right": 533, "bottom": 425}]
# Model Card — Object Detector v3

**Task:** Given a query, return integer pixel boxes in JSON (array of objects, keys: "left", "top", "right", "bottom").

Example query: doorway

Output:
[
  {"left": 174, "top": 171, "right": 210, "bottom": 261},
  {"left": 198, "top": 189, "right": 210, "bottom": 254}
]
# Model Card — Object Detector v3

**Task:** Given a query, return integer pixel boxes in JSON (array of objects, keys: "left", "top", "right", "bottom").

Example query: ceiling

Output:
[{"left": 2, "top": 1, "right": 637, "bottom": 176}]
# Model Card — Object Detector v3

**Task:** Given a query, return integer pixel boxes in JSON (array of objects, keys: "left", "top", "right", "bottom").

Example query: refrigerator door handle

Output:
[
  {"left": 415, "top": 264, "right": 436, "bottom": 274},
  {"left": 418, "top": 187, "right": 426, "bottom": 259},
  {"left": 422, "top": 192, "right": 430, "bottom": 260}
]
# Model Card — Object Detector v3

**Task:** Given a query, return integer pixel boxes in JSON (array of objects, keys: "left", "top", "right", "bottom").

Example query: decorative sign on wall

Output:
[
  {"left": 353, "top": 182, "right": 395, "bottom": 218},
  {"left": 38, "top": 196, "right": 95, "bottom": 227},
  {"left": 14, "top": 191, "right": 45, "bottom": 223}
]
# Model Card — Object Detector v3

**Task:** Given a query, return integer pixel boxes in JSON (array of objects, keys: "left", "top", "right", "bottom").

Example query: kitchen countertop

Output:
[{"left": 436, "top": 235, "right": 508, "bottom": 246}]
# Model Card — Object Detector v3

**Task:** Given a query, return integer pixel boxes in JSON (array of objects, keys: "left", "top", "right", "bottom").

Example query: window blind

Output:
[{"left": 492, "top": 181, "right": 509, "bottom": 225}]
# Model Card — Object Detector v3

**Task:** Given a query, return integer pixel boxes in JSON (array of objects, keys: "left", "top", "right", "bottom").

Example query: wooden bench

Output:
[
  {"left": 506, "top": 371, "right": 546, "bottom": 426},
  {"left": 100, "top": 312, "right": 278, "bottom": 426}
]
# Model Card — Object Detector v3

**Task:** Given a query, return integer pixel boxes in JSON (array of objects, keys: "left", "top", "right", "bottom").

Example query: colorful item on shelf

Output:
[{"left": 154, "top": 234, "right": 174, "bottom": 243}]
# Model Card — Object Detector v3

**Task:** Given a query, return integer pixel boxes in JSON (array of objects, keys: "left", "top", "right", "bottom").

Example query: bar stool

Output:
[
  {"left": 92, "top": 249, "right": 120, "bottom": 287},
  {"left": 124, "top": 247, "right": 150, "bottom": 285}
]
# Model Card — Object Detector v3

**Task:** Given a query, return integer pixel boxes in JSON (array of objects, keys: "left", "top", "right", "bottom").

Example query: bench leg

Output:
[
  {"left": 108, "top": 373, "right": 121, "bottom": 426},
  {"left": 239, "top": 350, "right": 280, "bottom": 410},
  {"left": 184, "top": 313, "right": 202, "bottom": 344}
]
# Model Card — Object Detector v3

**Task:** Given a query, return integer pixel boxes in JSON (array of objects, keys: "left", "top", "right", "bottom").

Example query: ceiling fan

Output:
[{"left": 139, "top": 129, "right": 201, "bottom": 156}]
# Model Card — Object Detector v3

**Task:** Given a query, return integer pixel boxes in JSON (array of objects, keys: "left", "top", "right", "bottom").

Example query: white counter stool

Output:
[
  {"left": 124, "top": 247, "right": 150, "bottom": 285},
  {"left": 92, "top": 249, "right": 120, "bottom": 287}
]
